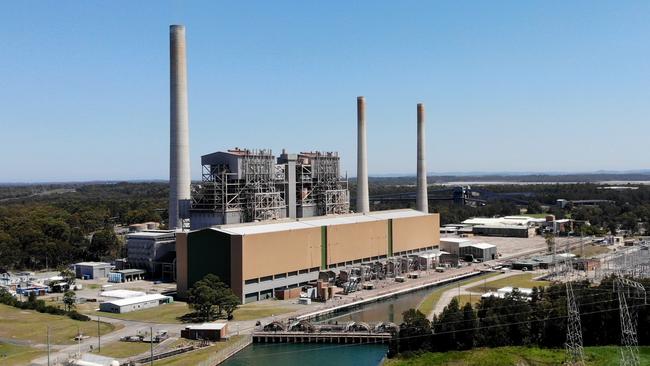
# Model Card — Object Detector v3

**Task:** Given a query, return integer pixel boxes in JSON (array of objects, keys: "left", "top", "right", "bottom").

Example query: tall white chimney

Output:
[
  {"left": 416, "top": 103, "right": 428, "bottom": 213},
  {"left": 356, "top": 96, "right": 369, "bottom": 213},
  {"left": 169, "top": 25, "right": 191, "bottom": 229}
]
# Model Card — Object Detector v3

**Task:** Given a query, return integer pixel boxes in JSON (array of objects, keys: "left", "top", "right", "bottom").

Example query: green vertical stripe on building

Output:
[
  {"left": 388, "top": 219, "right": 393, "bottom": 256},
  {"left": 321, "top": 226, "right": 328, "bottom": 270}
]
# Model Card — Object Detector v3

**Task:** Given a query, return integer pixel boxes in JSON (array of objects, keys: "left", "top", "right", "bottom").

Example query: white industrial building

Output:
[
  {"left": 439, "top": 238, "right": 472, "bottom": 256},
  {"left": 439, "top": 239, "right": 497, "bottom": 261},
  {"left": 99, "top": 293, "right": 173, "bottom": 314},
  {"left": 459, "top": 242, "right": 497, "bottom": 261},
  {"left": 100, "top": 289, "right": 145, "bottom": 299}
]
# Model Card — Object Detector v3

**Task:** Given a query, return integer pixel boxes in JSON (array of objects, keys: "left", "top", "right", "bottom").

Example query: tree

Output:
[
  {"left": 59, "top": 266, "right": 76, "bottom": 287},
  {"left": 396, "top": 309, "right": 431, "bottom": 354},
  {"left": 187, "top": 274, "right": 240, "bottom": 321},
  {"left": 458, "top": 302, "right": 477, "bottom": 350},
  {"left": 63, "top": 290, "right": 76, "bottom": 312},
  {"left": 88, "top": 228, "right": 119, "bottom": 260},
  {"left": 221, "top": 293, "right": 240, "bottom": 320},
  {"left": 188, "top": 282, "right": 218, "bottom": 321}
]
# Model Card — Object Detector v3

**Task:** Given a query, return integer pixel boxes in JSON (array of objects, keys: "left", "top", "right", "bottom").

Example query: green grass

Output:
[
  {"left": 95, "top": 341, "right": 153, "bottom": 359},
  {"left": 0, "top": 342, "right": 45, "bottom": 366},
  {"left": 80, "top": 298, "right": 298, "bottom": 324},
  {"left": 572, "top": 244, "right": 610, "bottom": 258},
  {"left": 153, "top": 335, "right": 245, "bottom": 366},
  {"left": 385, "top": 346, "right": 650, "bottom": 366},
  {"left": 232, "top": 303, "right": 296, "bottom": 321},
  {"left": 467, "top": 273, "right": 548, "bottom": 294},
  {"left": 417, "top": 273, "right": 501, "bottom": 316},
  {"left": 0, "top": 304, "right": 118, "bottom": 345}
]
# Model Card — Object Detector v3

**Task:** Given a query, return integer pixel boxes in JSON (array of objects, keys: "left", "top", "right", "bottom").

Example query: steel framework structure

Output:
[
  {"left": 614, "top": 276, "right": 646, "bottom": 366},
  {"left": 565, "top": 279, "right": 585, "bottom": 365},
  {"left": 297, "top": 152, "right": 349, "bottom": 216},
  {"left": 191, "top": 149, "right": 286, "bottom": 223},
  {"left": 191, "top": 149, "right": 349, "bottom": 224}
]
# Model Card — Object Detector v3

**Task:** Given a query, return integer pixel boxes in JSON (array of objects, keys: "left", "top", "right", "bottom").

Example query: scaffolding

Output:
[
  {"left": 296, "top": 152, "right": 349, "bottom": 216},
  {"left": 191, "top": 149, "right": 286, "bottom": 224},
  {"left": 191, "top": 148, "right": 350, "bottom": 226}
]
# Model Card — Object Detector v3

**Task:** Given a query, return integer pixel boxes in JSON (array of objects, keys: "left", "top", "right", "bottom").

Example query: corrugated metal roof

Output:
[
  {"left": 75, "top": 262, "right": 111, "bottom": 267},
  {"left": 185, "top": 322, "right": 227, "bottom": 330},
  {"left": 100, "top": 290, "right": 145, "bottom": 299},
  {"left": 468, "top": 243, "right": 496, "bottom": 249},
  {"left": 126, "top": 230, "right": 175, "bottom": 239},
  {"left": 102, "top": 294, "right": 171, "bottom": 307},
  {"left": 440, "top": 238, "right": 472, "bottom": 244},
  {"left": 217, "top": 221, "right": 313, "bottom": 235},
  {"left": 209, "top": 209, "right": 431, "bottom": 236}
]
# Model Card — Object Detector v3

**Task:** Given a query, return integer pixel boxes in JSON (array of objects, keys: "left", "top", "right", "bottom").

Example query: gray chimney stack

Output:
[
  {"left": 356, "top": 96, "right": 370, "bottom": 214},
  {"left": 416, "top": 103, "right": 428, "bottom": 213},
  {"left": 169, "top": 25, "right": 191, "bottom": 229}
]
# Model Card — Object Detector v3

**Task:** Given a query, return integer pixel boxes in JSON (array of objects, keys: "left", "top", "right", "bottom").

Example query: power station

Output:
[{"left": 166, "top": 25, "right": 438, "bottom": 303}]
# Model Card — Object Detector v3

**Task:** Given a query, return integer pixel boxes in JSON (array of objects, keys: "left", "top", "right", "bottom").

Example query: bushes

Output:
[
  {"left": 68, "top": 311, "right": 90, "bottom": 321},
  {"left": 0, "top": 288, "right": 87, "bottom": 320}
]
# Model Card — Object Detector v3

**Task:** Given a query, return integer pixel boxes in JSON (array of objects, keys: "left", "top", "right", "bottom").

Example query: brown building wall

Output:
[
  {"left": 326, "top": 220, "right": 388, "bottom": 265},
  {"left": 241, "top": 227, "right": 321, "bottom": 280},
  {"left": 175, "top": 232, "right": 188, "bottom": 297},
  {"left": 392, "top": 214, "right": 440, "bottom": 253}
]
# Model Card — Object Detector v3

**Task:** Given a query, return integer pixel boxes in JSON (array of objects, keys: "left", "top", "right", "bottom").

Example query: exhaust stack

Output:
[
  {"left": 169, "top": 25, "right": 191, "bottom": 229},
  {"left": 356, "top": 96, "right": 369, "bottom": 213},
  {"left": 416, "top": 103, "right": 428, "bottom": 213}
]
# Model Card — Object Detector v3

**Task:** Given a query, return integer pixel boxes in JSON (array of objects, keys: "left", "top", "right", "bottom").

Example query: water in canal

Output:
[
  {"left": 224, "top": 273, "right": 487, "bottom": 366},
  {"left": 221, "top": 343, "right": 387, "bottom": 366}
]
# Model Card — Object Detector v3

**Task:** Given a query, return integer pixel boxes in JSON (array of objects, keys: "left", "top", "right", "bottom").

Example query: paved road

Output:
[
  {"left": 29, "top": 316, "right": 188, "bottom": 365},
  {"left": 430, "top": 271, "right": 525, "bottom": 317}
]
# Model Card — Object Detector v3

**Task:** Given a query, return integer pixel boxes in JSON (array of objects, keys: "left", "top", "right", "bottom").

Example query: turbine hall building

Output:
[{"left": 176, "top": 209, "right": 440, "bottom": 303}]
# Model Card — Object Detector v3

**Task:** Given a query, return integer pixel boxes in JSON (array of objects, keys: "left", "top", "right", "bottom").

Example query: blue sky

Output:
[{"left": 1, "top": 1, "right": 649, "bottom": 182}]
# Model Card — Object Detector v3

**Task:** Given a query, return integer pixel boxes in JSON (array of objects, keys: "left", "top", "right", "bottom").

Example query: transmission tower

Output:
[
  {"left": 614, "top": 276, "right": 646, "bottom": 366},
  {"left": 565, "top": 280, "right": 585, "bottom": 365},
  {"left": 564, "top": 250, "right": 584, "bottom": 366}
]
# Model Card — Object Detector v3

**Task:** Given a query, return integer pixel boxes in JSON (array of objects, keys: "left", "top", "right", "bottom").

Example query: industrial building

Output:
[
  {"left": 74, "top": 262, "right": 112, "bottom": 280},
  {"left": 181, "top": 323, "right": 228, "bottom": 341},
  {"left": 176, "top": 209, "right": 440, "bottom": 303},
  {"left": 439, "top": 238, "right": 472, "bottom": 256},
  {"left": 189, "top": 149, "right": 350, "bottom": 229},
  {"left": 99, "top": 293, "right": 173, "bottom": 314},
  {"left": 439, "top": 239, "right": 496, "bottom": 261},
  {"left": 126, "top": 230, "right": 176, "bottom": 277},
  {"left": 459, "top": 242, "right": 497, "bottom": 261},
  {"left": 107, "top": 269, "right": 146, "bottom": 283},
  {"left": 472, "top": 224, "right": 535, "bottom": 238}
]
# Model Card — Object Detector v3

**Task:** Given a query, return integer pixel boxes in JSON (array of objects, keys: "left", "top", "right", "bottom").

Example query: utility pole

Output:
[
  {"left": 97, "top": 316, "right": 101, "bottom": 353},
  {"left": 150, "top": 326, "right": 154, "bottom": 366},
  {"left": 47, "top": 326, "right": 50, "bottom": 366}
]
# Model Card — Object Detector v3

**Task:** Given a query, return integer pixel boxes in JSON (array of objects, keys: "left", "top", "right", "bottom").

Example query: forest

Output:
[
  {"left": 2, "top": 180, "right": 650, "bottom": 270},
  {"left": 0, "top": 182, "right": 166, "bottom": 270},
  {"left": 390, "top": 276, "right": 650, "bottom": 357}
]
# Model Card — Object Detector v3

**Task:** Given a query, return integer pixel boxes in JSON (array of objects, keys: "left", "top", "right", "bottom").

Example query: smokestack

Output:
[
  {"left": 416, "top": 103, "right": 428, "bottom": 213},
  {"left": 169, "top": 25, "right": 191, "bottom": 229},
  {"left": 356, "top": 96, "right": 369, "bottom": 213}
]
